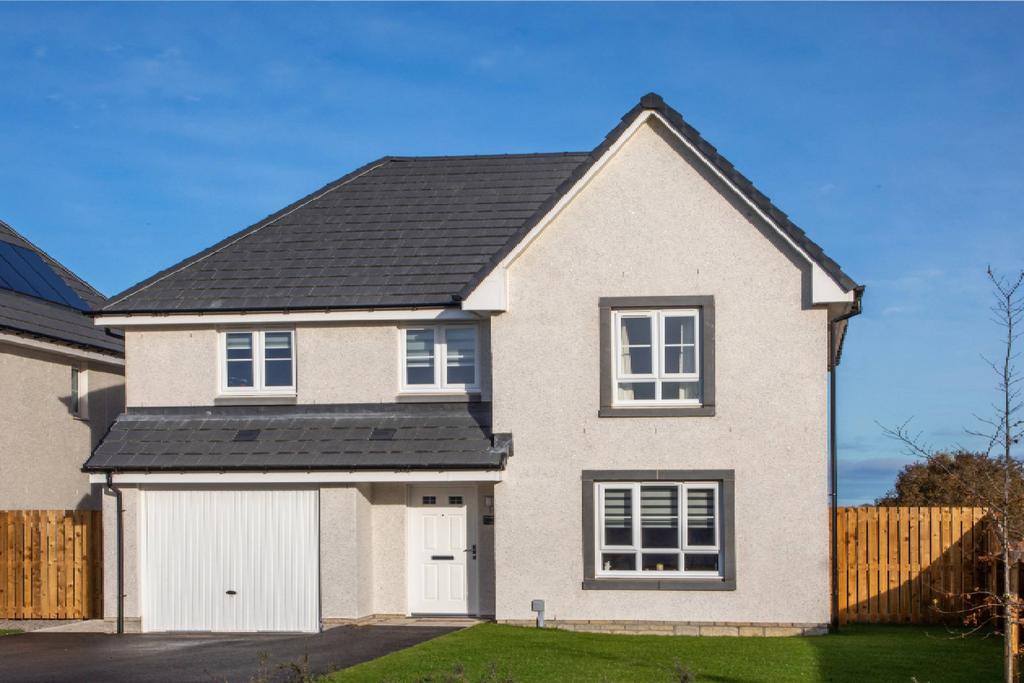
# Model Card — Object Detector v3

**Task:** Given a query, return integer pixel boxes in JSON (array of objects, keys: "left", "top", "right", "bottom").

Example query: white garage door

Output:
[{"left": 143, "top": 488, "right": 319, "bottom": 633}]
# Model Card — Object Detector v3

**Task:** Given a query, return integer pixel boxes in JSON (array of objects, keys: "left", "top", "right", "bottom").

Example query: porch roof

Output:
[{"left": 84, "top": 402, "right": 510, "bottom": 473}]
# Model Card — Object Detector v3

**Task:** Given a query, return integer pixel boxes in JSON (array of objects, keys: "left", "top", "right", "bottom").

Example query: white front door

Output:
[
  {"left": 408, "top": 486, "right": 476, "bottom": 615},
  {"left": 142, "top": 488, "right": 320, "bottom": 633}
]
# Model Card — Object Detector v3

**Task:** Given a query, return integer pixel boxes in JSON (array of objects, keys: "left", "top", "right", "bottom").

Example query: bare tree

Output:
[{"left": 882, "top": 268, "right": 1023, "bottom": 683}]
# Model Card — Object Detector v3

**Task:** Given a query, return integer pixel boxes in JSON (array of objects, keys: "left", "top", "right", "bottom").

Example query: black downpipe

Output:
[
  {"left": 105, "top": 471, "right": 124, "bottom": 635},
  {"left": 829, "top": 345, "right": 839, "bottom": 633},
  {"left": 829, "top": 290, "right": 863, "bottom": 633}
]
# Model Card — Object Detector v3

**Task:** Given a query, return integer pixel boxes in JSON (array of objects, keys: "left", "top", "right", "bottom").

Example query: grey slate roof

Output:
[
  {"left": 0, "top": 221, "right": 124, "bottom": 354},
  {"left": 104, "top": 154, "right": 590, "bottom": 313},
  {"left": 103, "top": 93, "right": 859, "bottom": 314},
  {"left": 84, "top": 402, "right": 509, "bottom": 472}
]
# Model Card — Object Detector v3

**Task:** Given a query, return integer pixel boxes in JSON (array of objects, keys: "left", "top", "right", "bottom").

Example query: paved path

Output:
[
  {"left": 0, "top": 625, "right": 457, "bottom": 682},
  {"left": 0, "top": 619, "right": 78, "bottom": 632}
]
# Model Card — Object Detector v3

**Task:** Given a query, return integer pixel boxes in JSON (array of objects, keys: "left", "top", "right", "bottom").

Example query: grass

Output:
[
  {"left": 0, "top": 629, "right": 23, "bottom": 636},
  {"left": 326, "top": 623, "right": 1005, "bottom": 683}
]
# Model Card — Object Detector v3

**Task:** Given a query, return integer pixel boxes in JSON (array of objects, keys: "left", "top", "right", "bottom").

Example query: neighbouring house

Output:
[
  {"left": 86, "top": 93, "right": 862, "bottom": 635},
  {"left": 0, "top": 220, "right": 125, "bottom": 510}
]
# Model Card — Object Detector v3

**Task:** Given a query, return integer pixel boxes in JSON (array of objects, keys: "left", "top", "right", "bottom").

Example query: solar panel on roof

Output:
[{"left": 0, "top": 240, "right": 89, "bottom": 310}]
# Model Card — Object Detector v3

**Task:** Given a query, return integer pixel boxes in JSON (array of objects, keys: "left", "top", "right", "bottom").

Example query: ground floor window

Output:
[
  {"left": 582, "top": 469, "right": 735, "bottom": 590},
  {"left": 597, "top": 481, "right": 720, "bottom": 577}
]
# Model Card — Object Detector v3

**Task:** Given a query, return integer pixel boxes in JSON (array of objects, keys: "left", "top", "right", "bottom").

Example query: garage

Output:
[{"left": 142, "top": 488, "right": 319, "bottom": 633}]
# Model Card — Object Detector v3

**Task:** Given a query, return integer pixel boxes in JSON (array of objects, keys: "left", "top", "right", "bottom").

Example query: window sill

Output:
[
  {"left": 397, "top": 392, "right": 482, "bottom": 403},
  {"left": 214, "top": 393, "right": 297, "bottom": 406},
  {"left": 598, "top": 405, "right": 715, "bottom": 418},
  {"left": 582, "top": 577, "right": 735, "bottom": 591}
]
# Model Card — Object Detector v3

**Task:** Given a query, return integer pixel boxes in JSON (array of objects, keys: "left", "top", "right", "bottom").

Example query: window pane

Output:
[
  {"left": 665, "top": 316, "right": 695, "bottom": 345},
  {"left": 407, "top": 366, "right": 434, "bottom": 385},
  {"left": 664, "top": 347, "right": 696, "bottom": 375},
  {"left": 264, "top": 332, "right": 292, "bottom": 359},
  {"left": 642, "top": 553, "right": 680, "bottom": 571},
  {"left": 687, "top": 489, "right": 715, "bottom": 517},
  {"left": 227, "top": 360, "right": 254, "bottom": 387},
  {"left": 684, "top": 553, "right": 719, "bottom": 572},
  {"left": 641, "top": 486, "right": 679, "bottom": 548},
  {"left": 405, "top": 329, "right": 435, "bottom": 385},
  {"left": 406, "top": 328, "right": 435, "bottom": 356},
  {"left": 620, "top": 317, "right": 652, "bottom": 375},
  {"left": 620, "top": 317, "right": 651, "bottom": 346},
  {"left": 264, "top": 359, "right": 293, "bottom": 387},
  {"left": 603, "top": 488, "right": 633, "bottom": 546},
  {"left": 686, "top": 489, "right": 716, "bottom": 546},
  {"left": 622, "top": 346, "right": 652, "bottom": 374},
  {"left": 445, "top": 328, "right": 477, "bottom": 385},
  {"left": 226, "top": 333, "right": 253, "bottom": 359},
  {"left": 641, "top": 486, "right": 678, "bottom": 516},
  {"left": 617, "top": 382, "right": 656, "bottom": 401},
  {"left": 687, "top": 517, "right": 716, "bottom": 547},
  {"left": 601, "top": 553, "right": 636, "bottom": 571},
  {"left": 662, "top": 381, "right": 701, "bottom": 400},
  {"left": 642, "top": 518, "right": 679, "bottom": 548},
  {"left": 70, "top": 368, "right": 80, "bottom": 414}
]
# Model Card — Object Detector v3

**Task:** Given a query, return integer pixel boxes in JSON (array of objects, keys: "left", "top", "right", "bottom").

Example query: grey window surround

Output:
[
  {"left": 581, "top": 469, "right": 736, "bottom": 591},
  {"left": 598, "top": 296, "right": 715, "bottom": 418}
]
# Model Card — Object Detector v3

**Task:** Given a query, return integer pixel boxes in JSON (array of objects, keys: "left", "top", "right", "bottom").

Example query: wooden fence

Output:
[
  {"left": 837, "top": 506, "right": 996, "bottom": 624},
  {"left": 0, "top": 510, "right": 102, "bottom": 619}
]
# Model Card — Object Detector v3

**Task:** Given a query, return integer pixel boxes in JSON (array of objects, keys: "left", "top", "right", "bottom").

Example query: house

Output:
[
  {"left": 86, "top": 93, "right": 862, "bottom": 635},
  {"left": 0, "top": 220, "right": 125, "bottom": 510}
]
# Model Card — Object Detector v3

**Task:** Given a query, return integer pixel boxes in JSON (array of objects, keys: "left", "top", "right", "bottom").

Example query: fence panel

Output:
[
  {"left": 837, "top": 506, "right": 993, "bottom": 624},
  {"left": 0, "top": 510, "right": 102, "bottom": 619}
]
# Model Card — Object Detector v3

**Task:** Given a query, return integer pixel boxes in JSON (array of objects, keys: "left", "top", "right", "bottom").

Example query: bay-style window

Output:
[
  {"left": 221, "top": 330, "right": 295, "bottom": 394},
  {"left": 401, "top": 325, "right": 479, "bottom": 392},
  {"left": 599, "top": 296, "right": 715, "bottom": 417},
  {"left": 597, "top": 482, "right": 721, "bottom": 577}
]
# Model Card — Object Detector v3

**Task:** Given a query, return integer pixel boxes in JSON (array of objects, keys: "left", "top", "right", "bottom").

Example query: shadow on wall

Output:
[{"left": 55, "top": 380, "right": 125, "bottom": 510}]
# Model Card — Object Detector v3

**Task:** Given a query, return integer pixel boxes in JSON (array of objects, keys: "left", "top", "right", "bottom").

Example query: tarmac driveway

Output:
[{"left": 0, "top": 625, "right": 457, "bottom": 682}]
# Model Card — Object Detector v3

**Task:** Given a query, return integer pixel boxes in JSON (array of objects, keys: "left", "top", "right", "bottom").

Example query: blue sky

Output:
[{"left": 1, "top": 3, "right": 1021, "bottom": 503}]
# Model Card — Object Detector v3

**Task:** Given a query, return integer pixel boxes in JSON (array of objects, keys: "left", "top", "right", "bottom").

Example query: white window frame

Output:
[
  {"left": 218, "top": 329, "right": 296, "bottom": 395},
  {"left": 399, "top": 324, "right": 480, "bottom": 393},
  {"left": 595, "top": 481, "right": 721, "bottom": 579},
  {"left": 612, "top": 309, "right": 701, "bottom": 406}
]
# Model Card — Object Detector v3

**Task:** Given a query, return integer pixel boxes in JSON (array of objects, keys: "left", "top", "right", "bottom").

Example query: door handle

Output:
[
  {"left": 226, "top": 590, "right": 237, "bottom": 595},
  {"left": 465, "top": 544, "right": 477, "bottom": 560}
]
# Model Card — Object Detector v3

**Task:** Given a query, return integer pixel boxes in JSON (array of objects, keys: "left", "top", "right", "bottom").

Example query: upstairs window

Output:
[
  {"left": 70, "top": 367, "right": 87, "bottom": 418},
  {"left": 221, "top": 330, "right": 295, "bottom": 394},
  {"left": 71, "top": 367, "right": 81, "bottom": 415},
  {"left": 614, "top": 309, "right": 701, "bottom": 404},
  {"left": 401, "top": 325, "right": 478, "bottom": 392},
  {"left": 599, "top": 296, "right": 714, "bottom": 417}
]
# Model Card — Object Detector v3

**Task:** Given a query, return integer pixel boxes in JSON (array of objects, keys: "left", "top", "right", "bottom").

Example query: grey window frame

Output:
[
  {"left": 581, "top": 469, "right": 736, "bottom": 591},
  {"left": 599, "top": 296, "right": 715, "bottom": 417}
]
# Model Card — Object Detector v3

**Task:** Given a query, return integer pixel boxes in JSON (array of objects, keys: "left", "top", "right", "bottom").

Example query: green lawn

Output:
[
  {"left": 327, "top": 623, "right": 1005, "bottom": 683},
  {"left": 0, "top": 629, "right": 22, "bottom": 636}
]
